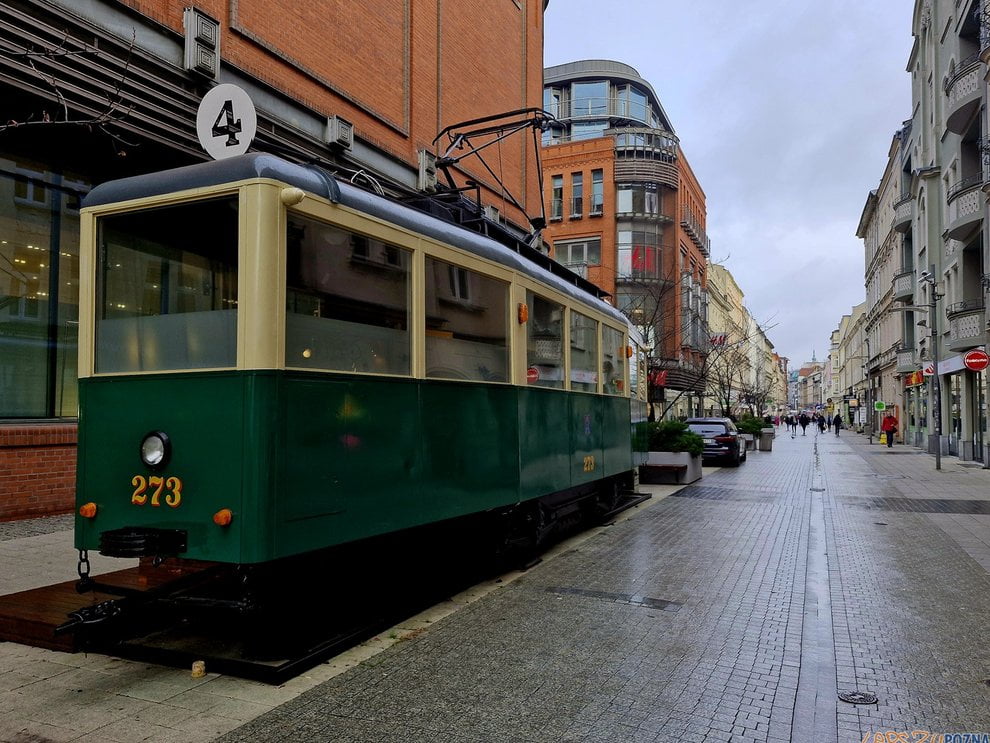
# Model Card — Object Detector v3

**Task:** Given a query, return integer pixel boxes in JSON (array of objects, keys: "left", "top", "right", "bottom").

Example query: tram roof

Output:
[{"left": 84, "top": 153, "right": 629, "bottom": 327}]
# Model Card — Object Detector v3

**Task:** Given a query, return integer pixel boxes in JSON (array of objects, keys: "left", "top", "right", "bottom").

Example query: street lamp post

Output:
[
  {"left": 864, "top": 335, "right": 872, "bottom": 444},
  {"left": 920, "top": 265, "right": 943, "bottom": 471}
]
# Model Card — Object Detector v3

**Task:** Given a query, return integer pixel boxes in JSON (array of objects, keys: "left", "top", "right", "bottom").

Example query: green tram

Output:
[{"left": 73, "top": 153, "right": 648, "bottom": 578}]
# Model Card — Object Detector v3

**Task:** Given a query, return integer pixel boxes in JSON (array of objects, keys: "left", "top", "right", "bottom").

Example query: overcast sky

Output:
[{"left": 544, "top": 0, "right": 915, "bottom": 368}]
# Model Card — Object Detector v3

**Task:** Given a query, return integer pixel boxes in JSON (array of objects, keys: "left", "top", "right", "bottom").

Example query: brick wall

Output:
[
  {"left": 117, "top": 0, "right": 545, "bottom": 225},
  {"left": 0, "top": 423, "right": 77, "bottom": 521}
]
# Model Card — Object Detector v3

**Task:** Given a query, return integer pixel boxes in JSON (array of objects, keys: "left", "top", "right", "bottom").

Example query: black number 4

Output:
[{"left": 212, "top": 99, "right": 242, "bottom": 146}]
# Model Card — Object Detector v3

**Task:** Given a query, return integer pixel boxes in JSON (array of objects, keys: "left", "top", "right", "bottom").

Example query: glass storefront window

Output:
[
  {"left": 570, "top": 310, "right": 598, "bottom": 393},
  {"left": 0, "top": 166, "right": 87, "bottom": 417},
  {"left": 526, "top": 291, "right": 563, "bottom": 389},
  {"left": 97, "top": 198, "right": 238, "bottom": 373},
  {"left": 424, "top": 257, "right": 507, "bottom": 382},
  {"left": 286, "top": 215, "right": 410, "bottom": 375}
]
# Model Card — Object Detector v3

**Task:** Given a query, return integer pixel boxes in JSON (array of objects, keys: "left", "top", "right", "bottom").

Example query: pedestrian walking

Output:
[
  {"left": 817, "top": 415, "right": 826, "bottom": 434},
  {"left": 799, "top": 412, "right": 809, "bottom": 436},
  {"left": 881, "top": 412, "right": 898, "bottom": 448},
  {"left": 833, "top": 414, "right": 842, "bottom": 436}
]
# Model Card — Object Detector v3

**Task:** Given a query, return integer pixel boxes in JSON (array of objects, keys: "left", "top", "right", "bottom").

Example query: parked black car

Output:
[{"left": 685, "top": 417, "right": 747, "bottom": 466}]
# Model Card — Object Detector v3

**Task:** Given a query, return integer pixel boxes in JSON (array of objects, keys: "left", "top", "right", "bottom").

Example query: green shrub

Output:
[
  {"left": 647, "top": 420, "right": 704, "bottom": 456},
  {"left": 735, "top": 416, "right": 766, "bottom": 435}
]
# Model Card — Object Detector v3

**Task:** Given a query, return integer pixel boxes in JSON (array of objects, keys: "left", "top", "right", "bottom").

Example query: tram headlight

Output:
[{"left": 140, "top": 431, "right": 171, "bottom": 469}]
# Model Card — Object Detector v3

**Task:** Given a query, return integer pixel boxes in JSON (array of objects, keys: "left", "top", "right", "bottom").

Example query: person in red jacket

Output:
[{"left": 881, "top": 412, "right": 898, "bottom": 448}]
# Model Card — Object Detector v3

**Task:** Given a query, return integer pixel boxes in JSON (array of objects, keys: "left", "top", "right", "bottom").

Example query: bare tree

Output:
[{"left": 0, "top": 30, "right": 138, "bottom": 155}]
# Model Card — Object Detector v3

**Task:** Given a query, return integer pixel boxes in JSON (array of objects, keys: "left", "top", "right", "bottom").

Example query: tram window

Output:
[
  {"left": 601, "top": 325, "right": 625, "bottom": 396},
  {"left": 424, "top": 257, "right": 507, "bottom": 382},
  {"left": 95, "top": 198, "right": 238, "bottom": 373},
  {"left": 525, "top": 291, "right": 563, "bottom": 389},
  {"left": 286, "top": 215, "right": 410, "bottom": 375},
  {"left": 570, "top": 311, "right": 598, "bottom": 393}
]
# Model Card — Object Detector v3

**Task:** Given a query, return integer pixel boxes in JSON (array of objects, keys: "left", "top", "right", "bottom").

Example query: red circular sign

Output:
[
  {"left": 964, "top": 349, "right": 990, "bottom": 371},
  {"left": 526, "top": 367, "right": 540, "bottom": 383}
]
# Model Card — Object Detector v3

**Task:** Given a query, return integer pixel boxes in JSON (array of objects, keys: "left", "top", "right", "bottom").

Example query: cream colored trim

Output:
[
  {"left": 77, "top": 212, "right": 96, "bottom": 378},
  {"left": 562, "top": 306, "right": 572, "bottom": 391},
  {"left": 240, "top": 183, "right": 283, "bottom": 370},
  {"left": 410, "top": 246, "right": 426, "bottom": 378},
  {"left": 510, "top": 283, "right": 527, "bottom": 386}
]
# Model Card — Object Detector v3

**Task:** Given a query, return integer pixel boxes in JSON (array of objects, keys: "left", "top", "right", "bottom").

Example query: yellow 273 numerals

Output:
[
  {"left": 131, "top": 475, "right": 183, "bottom": 507},
  {"left": 582, "top": 455, "right": 596, "bottom": 472}
]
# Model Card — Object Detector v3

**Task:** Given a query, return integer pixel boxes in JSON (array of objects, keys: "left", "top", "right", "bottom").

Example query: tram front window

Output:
[{"left": 95, "top": 198, "right": 238, "bottom": 373}]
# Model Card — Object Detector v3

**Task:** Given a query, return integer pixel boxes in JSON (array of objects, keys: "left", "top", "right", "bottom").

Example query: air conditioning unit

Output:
[
  {"left": 183, "top": 8, "right": 220, "bottom": 80},
  {"left": 325, "top": 115, "right": 353, "bottom": 150},
  {"left": 418, "top": 150, "right": 437, "bottom": 193}
]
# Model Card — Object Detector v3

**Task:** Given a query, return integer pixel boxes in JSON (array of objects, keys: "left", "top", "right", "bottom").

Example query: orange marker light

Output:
[
  {"left": 79, "top": 502, "right": 97, "bottom": 518},
  {"left": 518, "top": 302, "right": 529, "bottom": 324},
  {"left": 212, "top": 508, "right": 233, "bottom": 527},
  {"left": 626, "top": 345, "right": 634, "bottom": 358}
]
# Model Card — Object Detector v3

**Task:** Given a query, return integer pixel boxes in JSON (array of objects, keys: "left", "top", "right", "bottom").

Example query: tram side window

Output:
[
  {"left": 96, "top": 198, "right": 238, "bottom": 373},
  {"left": 601, "top": 325, "right": 625, "bottom": 396},
  {"left": 570, "top": 311, "right": 599, "bottom": 393},
  {"left": 424, "top": 257, "right": 507, "bottom": 382},
  {"left": 285, "top": 215, "right": 410, "bottom": 375},
  {"left": 526, "top": 291, "right": 563, "bottom": 389}
]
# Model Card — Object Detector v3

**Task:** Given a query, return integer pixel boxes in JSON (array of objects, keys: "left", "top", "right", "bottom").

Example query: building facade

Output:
[
  {"left": 857, "top": 132, "right": 903, "bottom": 442},
  {"left": 890, "top": 0, "right": 989, "bottom": 461},
  {"left": 0, "top": 0, "right": 549, "bottom": 518},
  {"left": 541, "top": 60, "right": 709, "bottom": 420}
]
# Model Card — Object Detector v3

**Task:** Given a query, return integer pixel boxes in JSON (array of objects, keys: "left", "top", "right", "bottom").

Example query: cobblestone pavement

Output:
[
  {"left": 215, "top": 429, "right": 990, "bottom": 743},
  {"left": 4, "top": 429, "right": 990, "bottom": 742}
]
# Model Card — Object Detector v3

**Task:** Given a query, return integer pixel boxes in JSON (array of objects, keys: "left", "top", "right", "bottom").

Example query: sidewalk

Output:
[{"left": 3, "top": 432, "right": 990, "bottom": 742}]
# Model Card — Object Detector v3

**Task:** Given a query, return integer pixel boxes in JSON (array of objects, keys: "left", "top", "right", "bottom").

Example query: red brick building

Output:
[
  {"left": 0, "top": 0, "right": 548, "bottom": 519},
  {"left": 541, "top": 60, "right": 710, "bottom": 419}
]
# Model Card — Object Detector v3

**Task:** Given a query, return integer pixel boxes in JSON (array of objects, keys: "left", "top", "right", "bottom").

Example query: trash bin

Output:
[{"left": 759, "top": 428, "right": 774, "bottom": 451}]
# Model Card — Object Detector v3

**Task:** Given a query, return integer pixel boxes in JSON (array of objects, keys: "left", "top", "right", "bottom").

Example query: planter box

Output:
[{"left": 639, "top": 451, "right": 702, "bottom": 485}]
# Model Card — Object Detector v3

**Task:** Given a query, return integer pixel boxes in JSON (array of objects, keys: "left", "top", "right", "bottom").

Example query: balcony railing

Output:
[
  {"left": 892, "top": 269, "right": 915, "bottom": 301},
  {"left": 946, "top": 297, "right": 985, "bottom": 317},
  {"left": 948, "top": 174, "right": 983, "bottom": 201},
  {"left": 947, "top": 305, "right": 987, "bottom": 353},
  {"left": 946, "top": 176, "right": 984, "bottom": 239},
  {"left": 896, "top": 347, "right": 916, "bottom": 373},
  {"left": 549, "top": 198, "right": 563, "bottom": 220},
  {"left": 893, "top": 194, "right": 912, "bottom": 233},
  {"left": 617, "top": 246, "right": 664, "bottom": 282},
  {"left": 570, "top": 196, "right": 583, "bottom": 217},
  {"left": 680, "top": 208, "right": 710, "bottom": 255}
]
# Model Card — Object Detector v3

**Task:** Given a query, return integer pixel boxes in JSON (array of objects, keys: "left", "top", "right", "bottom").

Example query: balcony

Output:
[
  {"left": 680, "top": 208, "right": 711, "bottom": 256},
  {"left": 945, "top": 175, "right": 984, "bottom": 240},
  {"left": 944, "top": 55, "right": 983, "bottom": 135},
  {"left": 892, "top": 269, "right": 915, "bottom": 301},
  {"left": 896, "top": 347, "right": 916, "bottom": 373},
  {"left": 617, "top": 245, "right": 664, "bottom": 282},
  {"left": 893, "top": 194, "right": 913, "bottom": 233},
  {"left": 946, "top": 299, "right": 987, "bottom": 352}
]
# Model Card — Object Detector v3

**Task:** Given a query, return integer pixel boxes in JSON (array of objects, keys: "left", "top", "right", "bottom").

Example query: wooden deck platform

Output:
[{"left": 0, "top": 562, "right": 211, "bottom": 652}]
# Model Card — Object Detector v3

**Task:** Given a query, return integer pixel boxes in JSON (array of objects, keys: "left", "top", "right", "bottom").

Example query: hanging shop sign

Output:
[{"left": 903, "top": 370, "right": 925, "bottom": 387}]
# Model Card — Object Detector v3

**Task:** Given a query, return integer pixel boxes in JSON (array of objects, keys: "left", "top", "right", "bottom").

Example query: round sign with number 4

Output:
[{"left": 196, "top": 84, "right": 257, "bottom": 160}]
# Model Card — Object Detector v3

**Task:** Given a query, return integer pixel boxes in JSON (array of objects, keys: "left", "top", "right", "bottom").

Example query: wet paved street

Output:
[{"left": 4, "top": 428, "right": 990, "bottom": 741}]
